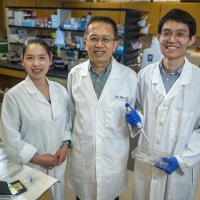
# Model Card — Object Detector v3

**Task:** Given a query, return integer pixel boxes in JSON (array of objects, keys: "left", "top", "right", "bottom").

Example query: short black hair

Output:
[
  {"left": 84, "top": 16, "right": 118, "bottom": 39},
  {"left": 158, "top": 8, "right": 196, "bottom": 37},
  {"left": 22, "top": 38, "right": 51, "bottom": 58}
]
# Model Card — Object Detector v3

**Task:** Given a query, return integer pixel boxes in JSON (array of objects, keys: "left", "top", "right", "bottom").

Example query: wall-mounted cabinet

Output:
[
  {"left": 120, "top": 2, "right": 200, "bottom": 36},
  {"left": 120, "top": 2, "right": 161, "bottom": 35}
]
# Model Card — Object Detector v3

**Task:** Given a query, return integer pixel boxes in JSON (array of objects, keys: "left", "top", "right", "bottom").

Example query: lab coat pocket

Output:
[
  {"left": 170, "top": 110, "right": 194, "bottom": 139},
  {"left": 168, "top": 170, "right": 193, "bottom": 200},
  {"left": 105, "top": 99, "right": 125, "bottom": 129}
]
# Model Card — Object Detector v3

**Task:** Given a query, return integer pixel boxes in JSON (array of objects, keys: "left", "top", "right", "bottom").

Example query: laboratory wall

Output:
[
  {"left": 1, "top": 1, "right": 200, "bottom": 35},
  {"left": 0, "top": 0, "right": 3, "bottom": 29}
]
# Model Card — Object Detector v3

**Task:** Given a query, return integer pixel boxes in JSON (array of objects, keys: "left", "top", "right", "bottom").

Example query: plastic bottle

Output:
[
  {"left": 71, "top": 17, "right": 78, "bottom": 30},
  {"left": 44, "top": 18, "right": 48, "bottom": 27},
  {"left": 47, "top": 19, "right": 52, "bottom": 28},
  {"left": 54, "top": 28, "right": 64, "bottom": 45},
  {"left": 80, "top": 16, "right": 86, "bottom": 31},
  {"left": 86, "top": 12, "right": 92, "bottom": 24}
]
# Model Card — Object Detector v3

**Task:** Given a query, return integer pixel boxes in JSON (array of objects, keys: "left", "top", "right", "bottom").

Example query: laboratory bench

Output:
[{"left": 0, "top": 61, "right": 68, "bottom": 91}]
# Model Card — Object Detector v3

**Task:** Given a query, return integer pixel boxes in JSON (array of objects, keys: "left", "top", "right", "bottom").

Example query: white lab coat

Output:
[
  {"left": 1, "top": 76, "right": 71, "bottom": 200},
  {"left": 133, "top": 58, "right": 200, "bottom": 200},
  {"left": 68, "top": 58, "right": 137, "bottom": 200}
]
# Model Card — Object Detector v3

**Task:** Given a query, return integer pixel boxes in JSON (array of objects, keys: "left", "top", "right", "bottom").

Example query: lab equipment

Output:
[
  {"left": 70, "top": 17, "right": 78, "bottom": 30},
  {"left": 51, "top": 14, "right": 58, "bottom": 28},
  {"left": 155, "top": 157, "right": 180, "bottom": 174},
  {"left": 125, "top": 102, "right": 150, "bottom": 143},
  {"left": 86, "top": 12, "right": 92, "bottom": 24},
  {"left": 155, "top": 158, "right": 169, "bottom": 168},
  {"left": 53, "top": 57, "right": 66, "bottom": 69},
  {"left": 0, "top": 180, "right": 13, "bottom": 196},
  {"left": 8, "top": 180, "right": 27, "bottom": 195},
  {"left": 125, "top": 103, "right": 141, "bottom": 129},
  {"left": 54, "top": 28, "right": 64, "bottom": 45},
  {"left": 141, "top": 36, "right": 163, "bottom": 68},
  {"left": 80, "top": 16, "right": 86, "bottom": 30},
  {"left": 21, "top": 19, "right": 36, "bottom": 27},
  {"left": 27, "top": 175, "right": 33, "bottom": 183},
  {"left": 132, "top": 145, "right": 170, "bottom": 165}
]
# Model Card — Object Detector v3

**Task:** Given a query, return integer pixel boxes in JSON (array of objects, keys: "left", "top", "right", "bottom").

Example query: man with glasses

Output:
[
  {"left": 125, "top": 9, "right": 200, "bottom": 200},
  {"left": 67, "top": 16, "right": 137, "bottom": 200}
]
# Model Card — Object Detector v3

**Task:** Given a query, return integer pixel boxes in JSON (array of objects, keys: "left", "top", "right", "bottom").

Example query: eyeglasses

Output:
[
  {"left": 160, "top": 30, "right": 190, "bottom": 42},
  {"left": 85, "top": 35, "right": 115, "bottom": 45}
]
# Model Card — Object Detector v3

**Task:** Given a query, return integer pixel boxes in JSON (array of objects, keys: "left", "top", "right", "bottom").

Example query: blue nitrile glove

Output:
[
  {"left": 155, "top": 157, "right": 180, "bottom": 175},
  {"left": 125, "top": 103, "right": 141, "bottom": 128}
]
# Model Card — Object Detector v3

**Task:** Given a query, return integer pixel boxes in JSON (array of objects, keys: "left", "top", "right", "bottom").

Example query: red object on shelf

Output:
[{"left": 196, "top": 46, "right": 200, "bottom": 52}]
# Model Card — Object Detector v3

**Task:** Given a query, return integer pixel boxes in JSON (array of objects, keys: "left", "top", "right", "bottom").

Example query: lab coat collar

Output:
[
  {"left": 79, "top": 60, "right": 98, "bottom": 101},
  {"left": 79, "top": 57, "right": 121, "bottom": 102},
  {"left": 152, "top": 63, "right": 166, "bottom": 96},
  {"left": 48, "top": 81, "right": 59, "bottom": 119},
  {"left": 97, "top": 58, "right": 121, "bottom": 101},
  {"left": 24, "top": 76, "right": 50, "bottom": 105},
  {"left": 151, "top": 57, "right": 192, "bottom": 98},
  {"left": 24, "top": 76, "right": 39, "bottom": 94},
  {"left": 110, "top": 58, "right": 121, "bottom": 78},
  {"left": 80, "top": 60, "right": 90, "bottom": 76},
  {"left": 79, "top": 57, "right": 120, "bottom": 78},
  {"left": 152, "top": 57, "right": 192, "bottom": 86},
  {"left": 24, "top": 76, "right": 36, "bottom": 94},
  {"left": 177, "top": 58, "right": 192, "bottom": 85}
]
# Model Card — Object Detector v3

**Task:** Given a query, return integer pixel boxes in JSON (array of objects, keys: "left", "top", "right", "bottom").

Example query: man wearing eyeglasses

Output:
[
  {"left": 125, "top": 9, "right": 200, "bottom": 200},
  {"left": 67, "top": 16, "right": 137, "bottom": 200}
]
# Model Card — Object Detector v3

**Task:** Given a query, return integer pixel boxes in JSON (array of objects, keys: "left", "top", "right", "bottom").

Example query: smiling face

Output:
[
  {"left": 84, "top": 21, "right": 118, "bottom": 69},
  {"left": 158, "top": 20, "right": 196, "bottom": 62},
  {"left": 22, "top": 43, "right": 52, "bottom": 82}
]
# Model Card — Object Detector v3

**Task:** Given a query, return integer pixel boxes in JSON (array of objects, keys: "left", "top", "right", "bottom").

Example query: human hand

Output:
[
  {"left": 155, "top": 157, "right": 180, "bottom": 174},
  {"left": 31, "top": 153, "right": 58, "bottom": 169},
  {"left": 125, "top": 103, "right": 141, "bottom": 128},
  {"left": 55, "top": 144, "right": 68, "bottom": 165}
]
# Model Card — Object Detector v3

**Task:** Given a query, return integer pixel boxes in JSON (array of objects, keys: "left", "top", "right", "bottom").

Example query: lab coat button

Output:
[
  {"left": 156, "top": 140, "right": 160, "bottom": 144},
  {"left": 153, "top": 176, "right": 156, "bottom": 180}
]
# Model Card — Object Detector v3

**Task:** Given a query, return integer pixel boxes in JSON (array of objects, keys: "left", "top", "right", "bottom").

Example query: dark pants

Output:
[{"left": 76, "top": 197, "right": 119, "bottom": 200}]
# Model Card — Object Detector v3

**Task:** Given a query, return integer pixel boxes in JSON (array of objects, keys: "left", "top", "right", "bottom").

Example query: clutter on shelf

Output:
[{"left": 5, "top": 6, "right": 148, "bottom": 72}]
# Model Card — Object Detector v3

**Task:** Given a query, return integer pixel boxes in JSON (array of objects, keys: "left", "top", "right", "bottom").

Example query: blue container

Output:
[{"left": 80, "top": 17, "right": 86, "bottom": 30}]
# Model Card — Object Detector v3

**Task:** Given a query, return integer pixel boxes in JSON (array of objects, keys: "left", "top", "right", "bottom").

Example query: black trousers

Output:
[{"left": 76, "top": 197, "right": 119, "bottom": 200}]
